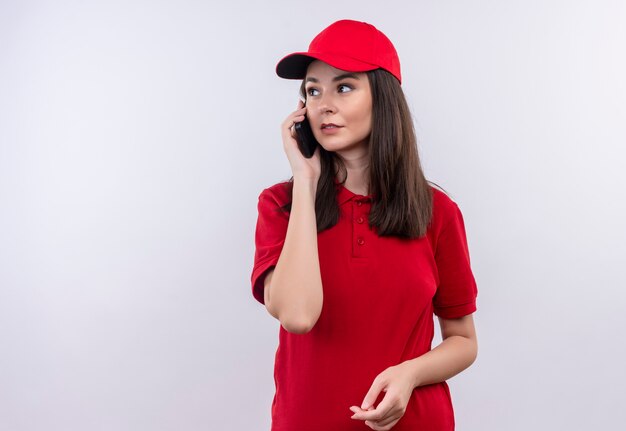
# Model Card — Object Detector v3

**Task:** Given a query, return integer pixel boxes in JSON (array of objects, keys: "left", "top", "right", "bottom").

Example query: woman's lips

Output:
[{"left": 321, "top": 124, "right": 343, "bottom": 134}]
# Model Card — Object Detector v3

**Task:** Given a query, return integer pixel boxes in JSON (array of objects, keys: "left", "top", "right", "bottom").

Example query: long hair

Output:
[{"left": 280, "top": 68, "right": 447, "bottom": 239}]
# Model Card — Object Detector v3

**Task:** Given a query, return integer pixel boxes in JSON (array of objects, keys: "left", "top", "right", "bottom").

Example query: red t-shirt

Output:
[{"left": 251, "top": 179, "right": 478, "bottom": 430}]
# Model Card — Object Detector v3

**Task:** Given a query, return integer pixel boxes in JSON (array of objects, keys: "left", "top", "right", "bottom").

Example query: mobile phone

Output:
[{"left": 294, "top": 102, "right": 319, "bottom": 158}]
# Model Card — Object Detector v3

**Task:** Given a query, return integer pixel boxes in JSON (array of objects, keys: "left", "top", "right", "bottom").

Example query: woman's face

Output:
[{"left": 303, "top": 60, "right": 372, "bottom": 153}]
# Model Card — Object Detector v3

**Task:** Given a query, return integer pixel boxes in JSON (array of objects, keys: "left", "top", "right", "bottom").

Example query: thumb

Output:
[{"left": 361, "top": 378, "right": 386, "bottom": 410}]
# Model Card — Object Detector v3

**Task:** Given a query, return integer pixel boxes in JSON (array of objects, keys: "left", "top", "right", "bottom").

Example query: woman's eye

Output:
[
  {"left": 307, "top": 88, "right": 319, "bottom": 96},
  {"left": 338, "top": 84, "right": 353, "bottom": 93}
]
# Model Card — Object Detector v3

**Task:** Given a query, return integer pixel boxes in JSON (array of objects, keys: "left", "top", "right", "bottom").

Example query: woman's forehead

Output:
[{"left": 305, "top": 60, "right": 365, "bottom": 80}]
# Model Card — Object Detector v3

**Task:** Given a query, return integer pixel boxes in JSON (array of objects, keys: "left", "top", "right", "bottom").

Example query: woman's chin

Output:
[{"left": 320, "top": 140, "right": 368, "bottom": 154}]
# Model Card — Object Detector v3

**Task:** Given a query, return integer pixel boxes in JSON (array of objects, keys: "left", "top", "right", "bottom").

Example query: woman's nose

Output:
[{"left": 317, "top": 93, "right": 336, "bottom": 114}]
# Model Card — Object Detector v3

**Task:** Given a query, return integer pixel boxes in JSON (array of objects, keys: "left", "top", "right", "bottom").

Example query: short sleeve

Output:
[
  {"left": 432, "top": 202, "right": 478, "bottom": 318},
  {"left": 250, "top": 187, "right": 290, "bottom": 304}
]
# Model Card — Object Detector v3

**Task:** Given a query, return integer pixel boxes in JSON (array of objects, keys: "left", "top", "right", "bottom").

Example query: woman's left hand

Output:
[{"left": 349, "top": 361, "right": 416, "bottom": 430}]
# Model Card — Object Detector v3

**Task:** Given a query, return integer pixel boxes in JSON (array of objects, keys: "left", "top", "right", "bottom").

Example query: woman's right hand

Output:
[{"left": 281, "top": 99, "right": 321, "bottom": 182}]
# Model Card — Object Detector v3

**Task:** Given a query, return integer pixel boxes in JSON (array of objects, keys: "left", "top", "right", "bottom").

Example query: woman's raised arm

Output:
[{"left": 264, "top": 178, "right": 323, "bottom": 334}]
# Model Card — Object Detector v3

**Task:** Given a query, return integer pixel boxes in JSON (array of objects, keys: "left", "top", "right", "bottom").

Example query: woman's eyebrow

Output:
[{"left": 305, "top": 73, "right": 360, "bottom": 83}]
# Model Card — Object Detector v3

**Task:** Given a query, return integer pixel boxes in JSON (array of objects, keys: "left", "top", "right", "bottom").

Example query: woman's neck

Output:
[{"left": 336, "top": 162, "right": 370, "bottom": 196}]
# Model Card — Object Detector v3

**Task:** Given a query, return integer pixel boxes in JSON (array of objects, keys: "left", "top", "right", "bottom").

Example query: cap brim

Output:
[{"left": 276, "top": 52, "right": 379, "bottom": 79}]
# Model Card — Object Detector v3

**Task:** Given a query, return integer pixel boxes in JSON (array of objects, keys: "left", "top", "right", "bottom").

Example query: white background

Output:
[{"left": 1, "top": 0, "right": 625, "bottom": 430}]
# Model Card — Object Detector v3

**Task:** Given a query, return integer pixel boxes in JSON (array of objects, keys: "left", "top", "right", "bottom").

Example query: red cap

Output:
[{"left": 276, "top": 19, "right": 402, "bottom": 84}]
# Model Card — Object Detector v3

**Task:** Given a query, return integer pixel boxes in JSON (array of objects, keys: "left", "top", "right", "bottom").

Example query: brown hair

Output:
[{"left": 280, "top": 68, "right": 447, "bottom": 239}]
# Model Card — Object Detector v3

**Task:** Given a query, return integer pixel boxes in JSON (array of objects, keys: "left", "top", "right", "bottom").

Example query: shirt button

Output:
[
  {"left": 357, "top": 237, "right": 365, "bottom": 245},
  {"left": 356, "top": 216, "right": 364, "bottom": 224},
  {"left": 356, "top": 201, "right": 362, "bottom": 206}
]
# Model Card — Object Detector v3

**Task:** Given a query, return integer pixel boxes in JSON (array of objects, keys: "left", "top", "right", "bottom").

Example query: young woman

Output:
[{"left": 251, "top": 20, "right": 479, "bottom": 431}]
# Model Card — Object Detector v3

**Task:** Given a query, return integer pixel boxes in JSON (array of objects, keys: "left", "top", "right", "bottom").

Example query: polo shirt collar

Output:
[{"left": 333, "top": 177, "right": 374, "bottom": 206}]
